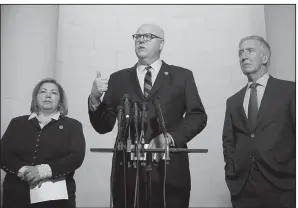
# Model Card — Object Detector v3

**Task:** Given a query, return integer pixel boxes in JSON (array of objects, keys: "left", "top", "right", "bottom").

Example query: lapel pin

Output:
[
  {"left": 59, "top": 125, "right": 64, "bottom": 130},
  {"left": 164, "top": 72, "right": 169, "bottom": 75}
]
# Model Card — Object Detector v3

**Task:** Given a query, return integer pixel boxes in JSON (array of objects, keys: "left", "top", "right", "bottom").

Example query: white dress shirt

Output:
[
  {"left": 28, "top": 112, "right": 60, "bottom": 128},
  {"left": 243, "top": 73, "right": 270, "bottom": 118},
  {"left": 136, "top": 58, "right": 162, "bottom": 93}
]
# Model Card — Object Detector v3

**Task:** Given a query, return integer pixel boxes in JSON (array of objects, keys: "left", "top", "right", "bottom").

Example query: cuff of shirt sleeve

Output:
[
  {"left": 37, "top": 164, "right": 52, "bottom": 180},
  {"left": 17, "top": 166, "right": 28, "bottom": 178},
  {"left": 88, "top": 95, "right": 101, "bottom": 111}
]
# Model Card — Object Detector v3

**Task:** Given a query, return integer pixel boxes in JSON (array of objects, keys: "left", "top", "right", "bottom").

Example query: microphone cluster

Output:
[
  {"left": 116, "top": 94, "right": 170, "bottom": 163},
  {"left": 117, "top": 94, "right": 148, "bottom": 133}
]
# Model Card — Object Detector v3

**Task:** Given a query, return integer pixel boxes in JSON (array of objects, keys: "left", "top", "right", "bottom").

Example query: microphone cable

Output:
[
  {"left": 133, "top": 125, "right": 140, "bottom": 208},
  {"left": 122, "top": 122, "right": 130, "bottom": 208},
  {"left": 163, "top": 133, "right": 169, "bottom": 208}
]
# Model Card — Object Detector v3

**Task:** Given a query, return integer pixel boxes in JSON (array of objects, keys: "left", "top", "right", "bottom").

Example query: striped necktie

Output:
[
  {"left": 144, "top": 66, "right": 152, "bottom": 98},
  {"left": 248, "top": 82, "right": 259, "bottom": 127}
]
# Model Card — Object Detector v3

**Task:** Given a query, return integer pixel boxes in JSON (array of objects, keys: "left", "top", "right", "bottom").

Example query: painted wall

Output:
[
  {"left": 264, "top": 5, "right": 295, "bottom": 81},
  {"left": 2, "top": 4, "right": 294, "bottom": 208}
]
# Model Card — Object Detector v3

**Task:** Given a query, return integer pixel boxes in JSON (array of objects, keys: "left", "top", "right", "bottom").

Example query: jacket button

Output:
[{"left": 251, "top": 134, "right": 255, "bottom": 138}]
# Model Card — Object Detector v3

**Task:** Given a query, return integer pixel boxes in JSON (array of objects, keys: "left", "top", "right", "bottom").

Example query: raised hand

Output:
[{"left": 90, "top": 71, "right": 109, "bottom": 104}]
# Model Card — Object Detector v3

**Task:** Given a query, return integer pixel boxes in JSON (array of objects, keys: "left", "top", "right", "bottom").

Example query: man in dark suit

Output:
[
  {"left": 88, "top": 24, "right": 207, "bottom": 208},
  {"left": 223, "top": 35, "right": 295, "bottom": 208}
]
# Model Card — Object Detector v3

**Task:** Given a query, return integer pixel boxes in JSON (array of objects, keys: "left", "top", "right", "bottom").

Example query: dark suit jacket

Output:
[
  {"left": 89, "top": 61, "right": 207, "bottom": 190},
  {"left": 0, "top": 115, "right": 86, "bottom": 206},
  {"left": 223, "top": 76, "right": 296, "bottom": 196}
]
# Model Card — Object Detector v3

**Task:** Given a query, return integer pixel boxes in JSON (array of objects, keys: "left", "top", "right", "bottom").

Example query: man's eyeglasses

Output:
[{"left": 132, "top": 33, "right": 163, "bottom": 42}]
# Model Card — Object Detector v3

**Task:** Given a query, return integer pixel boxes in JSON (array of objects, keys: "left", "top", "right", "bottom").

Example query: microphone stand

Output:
[
  {"left": 123, "top": 118, "right": 131, "bottom": 208},
  {"left": 92, "top": 147, "right": 208, "bottom": 208},
  {"left": 153, "top": 97, "right": 170, "bottom": 208},
  {"left": 140, "top": 104, "right": 151, "bottom": 208},
  {"left": 146, "top": 151, "right": 152, "bottom": 208},
  {"left": 95, "top": 99, "right": 207, "bottom": 208},
  {"left": 110, "top": 106, "right": 125, "bottom": 208},
  {"left": 132, "top": 102, "right": 140, "bottom": 208}
]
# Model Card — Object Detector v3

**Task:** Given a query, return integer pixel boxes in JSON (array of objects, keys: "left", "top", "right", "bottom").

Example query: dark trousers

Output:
[
  {"left": 231, "top": 170, "right": 295, "bottom": 208},
  {"left": 30, "top": 200, "right": 75, "bottom": 208},
  {"left": 113, "top": 183, "right": 190, "bottom": 208},
  {"left": 3, "top": 191, "right": 75, "bottom": 208},
  {"left": 3, "top": 200, "right": 75, "bottom": 208}
]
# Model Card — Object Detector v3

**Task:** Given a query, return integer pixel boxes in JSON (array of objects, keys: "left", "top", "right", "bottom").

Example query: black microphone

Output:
[
  {"left": 132, "top": 101, "right": 139, "bottom": 129},
  {"left": 153, "top": 96, "right": 170, "bottom": 161},
  {"left": 123, "top": 94, "right": 131, "bottom": 121},
  {"left": 141, "top": 102, "right": 148, "bottom": 131},
  {"left": 116, "top": 105, "right": 124, "bottom": 141},
  {"left": 117, "top": 105, "right": 124, "bottom": 128},
  {"left": 152, "top": 97, "right": 167, "bottom": 134}
]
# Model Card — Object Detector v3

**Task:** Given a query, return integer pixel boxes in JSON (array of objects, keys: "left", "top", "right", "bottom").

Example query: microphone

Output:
[
  {"left": 153, "top": 96, "right": 170, "bottom": 161},
  {"left": 152, "top": 97, "right": 167, "bottom": 134},
  {"left": 139, "top": 102, "right": 148, "bottom": 162},
  {"left": 141, "top": 102, "right": 148, "bottom": 132},
  {"left": 123, "top": 94, "right": 131, "bottom": 122},
  {"left": 116, "top": 105, "right": 124, "bottom": 141},
  {"left": 132, "top": 101, "right": 140, "bottom": 134},
  {"left": 117, "top": 105, "right": 124, "bottom": 128}
]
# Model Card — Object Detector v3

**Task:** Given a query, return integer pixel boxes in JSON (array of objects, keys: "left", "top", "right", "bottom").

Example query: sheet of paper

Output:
[{"left": 30, "top": 177, "right": 68, "bottom": 204}]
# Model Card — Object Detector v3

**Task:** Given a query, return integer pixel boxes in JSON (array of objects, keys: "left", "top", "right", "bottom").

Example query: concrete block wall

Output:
[{"left": 2, "top": 4, "right": 295, "bottom": 208}]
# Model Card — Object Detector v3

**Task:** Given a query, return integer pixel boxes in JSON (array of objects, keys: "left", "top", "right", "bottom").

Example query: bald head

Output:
[
  {"left": 136, "top": 24, "right": 164, "bottom": 40},
  {"left": 134, "top": 23, "right": 164, "bottom": 65}
]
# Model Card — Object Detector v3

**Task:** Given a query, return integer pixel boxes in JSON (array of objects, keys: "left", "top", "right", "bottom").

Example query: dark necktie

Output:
[
  {"left": 248, "top": 82, "right": 259, "bottom": 127},
  {"left": 144, "top": 66, "right": 152, "bottom": 98}
]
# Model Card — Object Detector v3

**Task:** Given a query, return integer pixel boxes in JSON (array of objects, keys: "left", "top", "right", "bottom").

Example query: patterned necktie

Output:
[
  {"left": 248, "top": 82, "right": 259, "bottom": 127},
  {"left": 144, "top": 66, "right": 152, "bottom": 98}
]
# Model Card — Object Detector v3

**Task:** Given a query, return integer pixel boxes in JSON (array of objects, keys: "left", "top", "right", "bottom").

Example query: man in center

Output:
[{"left": 88, "top": 23, "right": 207, "bottom": 208}]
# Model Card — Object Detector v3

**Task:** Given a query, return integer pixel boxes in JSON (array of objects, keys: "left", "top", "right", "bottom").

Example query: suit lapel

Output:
[
  {"left": 252, "top": 76, "right": 275, "bottom": 131},
  {"left": 125, "top": 64, "right": 146, "bottom": 100},
  {"left": 147, "top": 61, "right": 171, "bottom": 100},
  {"left": 237, "top": 86, "right": 250, "bottom": 131}
]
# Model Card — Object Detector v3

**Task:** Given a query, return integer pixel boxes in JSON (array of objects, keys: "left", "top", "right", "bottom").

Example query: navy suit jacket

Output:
[
  {"left": 89, "top": 60, "right": 207, "bottom": 190},
  {"left": 223, "top": 76, "right": 296, "bottom": 195}
]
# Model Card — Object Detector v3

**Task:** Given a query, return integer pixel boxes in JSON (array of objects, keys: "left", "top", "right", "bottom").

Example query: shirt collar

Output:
[
  {"left": 247, "top": 72, "right": 270, "bottom": 89},
  {"left": 137, "top": 58, "right": 162, "bottom": 73},
  {"left": 28, "top": 111, "right": 61, "bottom": 120}
]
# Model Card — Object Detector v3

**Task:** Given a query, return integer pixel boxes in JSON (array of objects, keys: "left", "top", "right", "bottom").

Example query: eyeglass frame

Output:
[{"left": 132, "top": 33, "right": 163, "bottom": 42}]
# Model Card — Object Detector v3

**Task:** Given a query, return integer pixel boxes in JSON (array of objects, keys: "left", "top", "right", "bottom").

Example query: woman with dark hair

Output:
[{"left": 1, "top": 78, "right": 86, "bottom": 208}]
